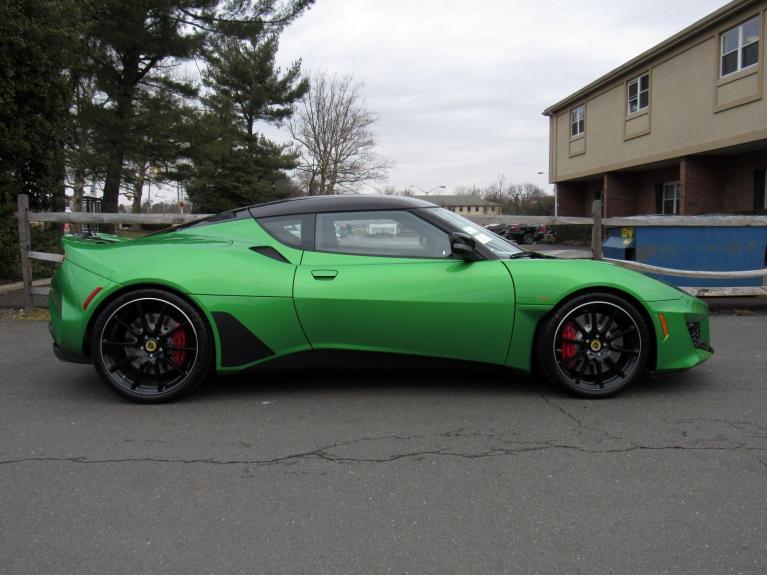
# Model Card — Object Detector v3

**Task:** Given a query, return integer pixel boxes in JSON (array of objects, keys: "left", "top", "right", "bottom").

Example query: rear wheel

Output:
[
  {"left": 539, "top": 293, "right": 649, "bottom": 397},
  {"left": 90, "top": 289, "right": 213, "bottom": 403}
]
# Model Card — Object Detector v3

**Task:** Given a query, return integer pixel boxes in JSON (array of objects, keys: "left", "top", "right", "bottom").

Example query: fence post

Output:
[
  {"left": 17, "top": 194, "right": 34, "bottom": 313},
  {"left": 591, "top": 199, "right": 603, "bottom": 260}
]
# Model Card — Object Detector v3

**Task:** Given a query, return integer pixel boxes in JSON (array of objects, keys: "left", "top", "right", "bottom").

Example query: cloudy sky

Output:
[{"left": 264, "top": 0, "right": 728, "bottom": 194}]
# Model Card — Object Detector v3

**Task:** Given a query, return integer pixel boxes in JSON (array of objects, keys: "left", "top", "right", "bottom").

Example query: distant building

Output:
[
  {"left": 543, "top": 0, "right": 767, "bottom": 217},
  {"left": 416, "top": 195, "right": 499, "bottom": 216}
]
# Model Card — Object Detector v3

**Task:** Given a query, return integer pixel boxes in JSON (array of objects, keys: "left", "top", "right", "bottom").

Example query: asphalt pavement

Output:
[{"left": 1, "top": 316, "right": 766, "bottom": 575}]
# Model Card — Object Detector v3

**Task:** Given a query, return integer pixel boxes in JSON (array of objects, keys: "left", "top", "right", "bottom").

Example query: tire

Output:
[
  {"left": 522, "top": 231, "right": 535, "bottom": 244},
  {"left": 538, "top": 292, "right": 650, "bottom": 398},
  {"left": 90, "top": 288, "right": 213, "bottom": 403}
]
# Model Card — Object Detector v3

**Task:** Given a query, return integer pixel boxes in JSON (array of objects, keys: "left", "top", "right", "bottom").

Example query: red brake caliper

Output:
[
  {"left": 171, "top": 328, "right": 187, "bottom": 365},
  {"left": 560, "top": 322, "right": 578, "bottom": 368}
]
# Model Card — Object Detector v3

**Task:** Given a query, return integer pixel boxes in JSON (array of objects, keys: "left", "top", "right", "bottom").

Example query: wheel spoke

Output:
[
  {"left": 593, "top": 359, "right": 604, "bottom": 388},
  {"left": 589, "top": 309, "right": 598, "bottom": 334},
  {"left": 162, "top": 355, "right": 188, "bottom": 377},
  {"left": 102, "top": 339, "right": 138, "bottom": 348},
  {"left": 154, "top": 358, "right": 163, "bottom": 391},
  {"left": 131, "top": 361, "right": 149, "bottom": 390},
  {"left": 164, "top": 322, "right": 186, "bottom": 337},
  {"left": 115, "top": 317, "right": 141, "bottom": 338},
  {"left": 560, "top": 337, "right": 586, "bottom": 346},
  {"left": 607, "top": 325, "right": 636, "bottom": 342},
  {"left": 608, "top": 344, "right": 640, "bottom": 355},
  {"left": 570, "top": 358, "right": 584, "bottom": 385},
  {"left": 557, "top": 348, "right": 586, "bottom": 363},
  {"left": 605, "top": 356, "right": 626, "bottom": 378},
  {"left": 153, "top": 303, "right": 168, "bottom": 336},
  {"left": 108, "top": 354, "right": 138, "bottom": 373},
  {"left": 165, "top": 345, "right": 196, "bottom": 352},
  {"left": 136, "top": 301, "right": 150, "bottom": 334},
  {"left": 572, "top": 319, "right": 590, "bottom": 338},
  {"left": 601, "top": 308, "right": 618, "bottom": 336}
]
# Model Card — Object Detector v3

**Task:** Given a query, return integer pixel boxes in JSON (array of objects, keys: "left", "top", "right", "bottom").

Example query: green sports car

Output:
[{"left": 49, "top": 195, "right": 713, "bottom": 402}]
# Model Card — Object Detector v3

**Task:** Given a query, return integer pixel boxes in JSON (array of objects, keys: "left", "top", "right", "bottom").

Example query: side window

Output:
[
  {"left": 570, "top": 104, "right": 585, "bottom": 137},
  {"left": 315, "top": 211, "right": 451, "bottom": 258},
  {"left": 257, "top": 214, "right": 313, "bottom": 249}
]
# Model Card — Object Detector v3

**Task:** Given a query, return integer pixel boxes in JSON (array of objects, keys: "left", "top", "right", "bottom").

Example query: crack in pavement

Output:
[
  {"left": 3, "top": 401, "right": 765, "bottom": 470},
  {"left": 1, "top": 438, "right": 764, "bottom": 468},
  {"left": 538, "top": 392, "right": 632, "bottom": 445}
]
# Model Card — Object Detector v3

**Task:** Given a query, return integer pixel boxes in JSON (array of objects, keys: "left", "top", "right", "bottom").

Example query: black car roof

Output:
[
  {"left": 154, "top": 195, "right": 440, "bottom": 235},
  {"left": 248, "top": 194, "right": 437, "bottom": 217}
]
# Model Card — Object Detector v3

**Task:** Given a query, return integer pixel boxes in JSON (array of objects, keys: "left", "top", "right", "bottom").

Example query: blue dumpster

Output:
[{"left": 604, "top": 226, "right": 767, "bottom": 287}]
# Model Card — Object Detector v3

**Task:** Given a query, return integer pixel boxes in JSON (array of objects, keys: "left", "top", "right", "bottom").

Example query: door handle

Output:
[{"left": 311, "top": 269, "right": 338, "bottom": 280}]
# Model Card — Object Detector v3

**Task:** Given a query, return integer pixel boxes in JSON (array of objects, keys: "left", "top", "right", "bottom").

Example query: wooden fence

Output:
[{"left": 14, "top": 194, "right": 767, "bottom": 313}]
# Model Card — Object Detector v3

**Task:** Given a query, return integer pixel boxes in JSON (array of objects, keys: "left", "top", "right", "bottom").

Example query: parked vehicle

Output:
[
  {"left": 535, "top": 225, "right": 558, "bottom": 243},
  {"left": 49, "top": 195, "right": 712, "bottom": 402},
  {"left": 485, "top": 223, "right": 548, "bottom": 244}
]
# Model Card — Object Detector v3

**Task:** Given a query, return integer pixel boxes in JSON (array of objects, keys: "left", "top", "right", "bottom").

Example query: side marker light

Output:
[
  {"left": 83, "top": 287, "right": 103, "bottom": 310},
  {"left": 658, "top": 313, "right": 669, "bottom": 340}
]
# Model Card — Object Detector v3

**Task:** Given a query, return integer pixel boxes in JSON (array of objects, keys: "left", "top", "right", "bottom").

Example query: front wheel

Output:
[
  {"left": 90, "top": 289, "right": 213, "bottom": 403},
  {"left": 538, "top": 293, "right": 650, "bottom": 397},
  {"left": 522, "top": 231, "right": 535, "bottom": 244}
]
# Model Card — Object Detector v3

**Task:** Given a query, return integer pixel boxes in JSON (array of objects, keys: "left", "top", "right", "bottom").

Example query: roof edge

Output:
[{"left": 542, "top": 0, "right": 757, "bottom": 116}]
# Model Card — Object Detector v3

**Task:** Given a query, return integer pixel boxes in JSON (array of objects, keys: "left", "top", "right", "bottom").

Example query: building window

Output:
[
  {"left": 662, "top": 182, "right": 681, "bottom": 215},
  {"left": 627, "top": 73, "right": 649, "bottom": 114},
  {"left": 570, "top": 105, "right": 585, "bottom": 137},
  {"left": 721, "top": 16, "right": 760, "bottom": 77}
]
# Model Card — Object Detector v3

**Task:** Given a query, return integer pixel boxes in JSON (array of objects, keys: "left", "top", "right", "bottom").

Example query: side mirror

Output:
[{"left": 450, "top": 232, "right": 482, "bottom": 261}]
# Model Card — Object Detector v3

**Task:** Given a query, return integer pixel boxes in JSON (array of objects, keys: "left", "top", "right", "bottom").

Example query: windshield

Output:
[{"left": 427, "top": 207, "right": 524, "bottom": 258}]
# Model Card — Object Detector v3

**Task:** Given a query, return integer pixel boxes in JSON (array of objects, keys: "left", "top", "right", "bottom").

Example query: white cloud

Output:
[{"left": 266, "top": 0, "right": 728, "bottom": 192}]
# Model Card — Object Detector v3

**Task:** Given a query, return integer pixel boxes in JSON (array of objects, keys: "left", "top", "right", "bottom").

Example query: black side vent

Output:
[
  {"left": 687, "top": 321, "right": 714, "bottom": 353},
  {"left": 212, "top": 312, "right": 275, "bottom": 367},
  {"left": 249, "top": 246, "right": 289, "bottom": 263}
]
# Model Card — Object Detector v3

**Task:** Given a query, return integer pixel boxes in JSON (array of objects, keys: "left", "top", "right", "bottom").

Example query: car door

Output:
[{"left": 293, "top": 209, "right": 516, "bottom": 365}]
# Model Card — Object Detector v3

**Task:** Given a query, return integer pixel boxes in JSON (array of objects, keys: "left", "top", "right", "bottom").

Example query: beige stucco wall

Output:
[{"left": 550, "top": 4, "right": 767, "bottom": 183}]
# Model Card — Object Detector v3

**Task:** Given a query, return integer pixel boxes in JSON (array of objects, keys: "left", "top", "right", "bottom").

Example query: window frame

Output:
[
  {"left": 627, "top": 72, "right": 650, "bottom": 115},
  {"left": 763, "top": 170, "right": 767, "bottom": 210},
  {"left": 312, "top": 209, "right": 454, "bottom": 260},
  {"left": 757, "top": 168, "right": 767, "bottom": 210},
  {"left": 720, "top": 15, "right": 760, "bottom": 77},
  {"left": 661, "top": 181, "right": 681, "bottom": 215},
  {"left": 570, "top": 104, "right": 585, "bottom": 138},
  {"left": 256, "top": 213, "right": 315, "bottom": 250}
]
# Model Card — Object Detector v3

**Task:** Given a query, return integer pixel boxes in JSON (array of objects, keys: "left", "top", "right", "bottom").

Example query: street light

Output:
[{"left": 408, "top": 184, "right": 446, "bottom": 195}]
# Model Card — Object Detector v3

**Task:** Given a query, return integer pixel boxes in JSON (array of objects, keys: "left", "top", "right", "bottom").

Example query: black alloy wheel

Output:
[
  {"left": 522, "top": 231, "right": 535, "bottom": 244},
  {"left": 91, "top": 289, "right": 213, "bottom": 402},
  {"left": 539, "top": 293, "right": 649, "bottom": 397}
]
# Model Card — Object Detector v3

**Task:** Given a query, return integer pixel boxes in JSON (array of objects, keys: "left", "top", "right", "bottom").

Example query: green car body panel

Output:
[{"left": 49, "top": 196, "right": 712, "bottom": 393}]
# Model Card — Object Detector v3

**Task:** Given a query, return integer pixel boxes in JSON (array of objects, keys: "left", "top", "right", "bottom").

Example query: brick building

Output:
[{"left": 543, "top": 0, "right": 767, "bottom": 217}]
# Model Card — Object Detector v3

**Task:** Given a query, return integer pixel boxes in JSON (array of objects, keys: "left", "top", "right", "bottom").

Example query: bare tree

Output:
[
  {"left": 290, "top": 72, "right": 390, "bottom": 195},
  {"left": 482, "top": 174, "right": 509, "bottom": 215}
]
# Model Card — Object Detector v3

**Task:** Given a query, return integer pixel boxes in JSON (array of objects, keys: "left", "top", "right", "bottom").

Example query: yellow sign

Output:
[{"left": 621, "top": 227, "right": 634, "bottom": 245}]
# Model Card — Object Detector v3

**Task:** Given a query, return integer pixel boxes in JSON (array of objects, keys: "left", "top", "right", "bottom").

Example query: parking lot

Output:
[{"left": 1, "top": 315, "right": 766, "bottom": 574}]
